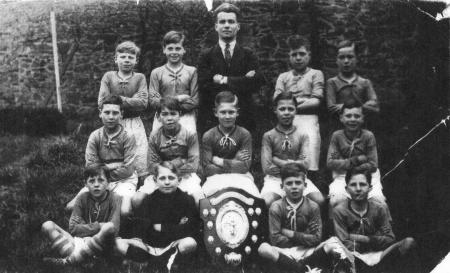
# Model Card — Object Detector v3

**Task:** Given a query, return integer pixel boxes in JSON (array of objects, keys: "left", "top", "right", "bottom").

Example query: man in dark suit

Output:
[{"left": 198, "top": 3, "right": 264, "bottom": 132}]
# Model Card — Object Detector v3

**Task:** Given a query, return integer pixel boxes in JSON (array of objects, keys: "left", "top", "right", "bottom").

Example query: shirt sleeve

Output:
[
  {"left": 332, "top": 207, "right": 356, "bottom": 251},
  {"left": 98, "top": 73, "right": 111, "bottom": 108},
  {"left": 161, "top": 195, "right": 199, "bottom": 239},
  {"left": 292, "top": 204, "right": 322, "bottom": 247},
  {"left": 368, "top": 204, "right": 396, "bottom": 250},
  {"left": 179, "top": 132, "right": 200, "bottom": 174},
  {"left": 222, "top": 130, "right": 252, "bottom": 173},
  {"left": 362, "top": 79, "right": 379, "bottom": 113},
  {"left": 69, "top": 196, "right": 101, "bottom": 237},
  {"left": 327, "top": 133, "right": 352, "bottom": 171},
  {"left": 273, "top": 74, "right": 286, "bottom": 100},
  {"left": 85, "top": 132, "right": 101, "bottom": 167},
  {"left": 226, "top": 49, "right": 263, "bottom": 95},
  {"left": 261, "top": 133, "right": 279, "bottom": 176},
  {"left": 202, "top": 131, "right": 225, "bottom": 177},
  {"left": 326, "top": 79, "right": 341, "bottom": 114},
  {"left": 310, "top": 70, "right": 324, "bottom": 100},
  {"left": 107, "top": 195, "right": 122, "bottom": 236},
  {"left": 148, "top": 133, "right": 163, "bottom": 175},
  {"left": 269, "top": 203, "right": 293, "bottom": 248},
  {"left": 355, "top": 132, "right": 378, "bottom": 172},
  {"left": 110, "top": 133, "right": 137, "bottom": 181},
  {"left": 179, "top": 68, "right": 199, "bottom": 112},
  {"left": 120, "top": 75, "right": 148, "bottom": 111},
  {"left": 297, "top": 134, "right": 310, "bottom": 170},
  {"left": 148, "top": 69, "right": 162, "bottom": 111}
]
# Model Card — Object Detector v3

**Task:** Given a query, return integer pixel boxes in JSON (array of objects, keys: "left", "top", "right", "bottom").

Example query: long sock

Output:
[
  {"left": 303, "top": 248, "right": 328, "bottom": 268},
  {"left": 51, "top": 234, "right": 72, "bottom": 257},
  {"left": 276, "top": 253, "right": 306, "bottom": 271}
]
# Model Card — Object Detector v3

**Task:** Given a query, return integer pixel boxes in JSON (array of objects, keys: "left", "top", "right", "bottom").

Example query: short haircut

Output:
[
  {"left": 337, "top": 40, "right": 356, "bottom": 54},
  {"left": 214, "top": 91, "right": 239, "bottom": 109},
  {"left": 280, "top": 162, "right": 307, "bottom": 183},
  {"left": 286, "top": 35, "right": 311, "bottom": 51},
  {"left": 84, "top": 164, "right": 109, "bottom": 181},
  {"left": 116, "top": 41, "right": 140, "bottom": 57},
  {"left": 345, "top": 168, "right": 372, "bottom": 185},
  {"left": 157, "top": 97, "right": 181, "bottom": 114},
  {"left": 101, "top": 95, "right": 123, "bottom": 110},
  {"left": 339, "top": 99, "right": 363, "bottom": 115},
  {"left": 273, "top": 92, "right": 298, "bottom": 109},
  {"left": 155, "top": 161, "right": 180, "bottom": 178},
  {"left": 162, "top": 30, "right": 185, "bottom": 47},
  {"left": 213, "top": 3, "right": 241, "bottom": 22}
]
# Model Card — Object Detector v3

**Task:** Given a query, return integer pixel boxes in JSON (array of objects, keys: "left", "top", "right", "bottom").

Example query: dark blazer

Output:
[{"left": 197, "top": 43, "right": 264, "bottom": 107}]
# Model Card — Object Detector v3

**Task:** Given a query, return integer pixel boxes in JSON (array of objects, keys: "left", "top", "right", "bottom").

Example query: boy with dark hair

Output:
[
  {"left": 333, "top": 169, "right": 418, "bottom": 272},
  {"left": 42, "top": 165, "right": 121, "bottom": 265},
  {"left": 135, "top": 97, "right": 203, "bottom": 207},
  {"left": 327, "top": 101, "right": 385, "bottom": 207},
  {"left": 67, "top": 95, "right": 137, "bottom": 211},
  {"left": 149, "top": 30, "right": 198, "bottom": 133},
  {"left": 258, "top": 163, "right": 351, "bottom": 272},
  {"left": 326, "top": 40, "right": 379, "bottom": 118},
  {"left": 274, "top": 34, "right": 324, "bottom": 183},
  {"left": 98, "top": 41, "right": 149, "bottom": 186},
  {"left": 261, "top": 92, "right": 324, "bottom": 208},
  {"left": 115, "top": 162, "right": 199, "bottom": 271},
  {"left": 197, "top": 2, "right": 264, "bottom": 131}
]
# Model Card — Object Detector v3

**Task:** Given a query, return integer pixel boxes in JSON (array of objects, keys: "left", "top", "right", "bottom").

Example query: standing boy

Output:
[
  {"left": 197, "top": 3, "right": 263, "bottom": 131},
  {"left": 258, "top": 163, "right": 352, "bottom": 272},
  {"left": 327, "top": 101, "right": 385, "bottom": 207},
  {"left": 149, "top": 31, "right": 198, "bottom": 133},
  {"left": 98, "top": 41, "right": 149, "bottom": 185},
  {"left": 42, "top": 165, "right": 121, "bottom": 265},
  {"left": 261, "top": 92, "right": 324, "bottom": 208},
  {"left": 274, "top": 35, "right": 324, "bottom": 184},
  {"left": 333, "top": 169, "right": 418, "bottom": 272},
  {"left": 67, "top": 95, "right": 137, "bottom": 210},
  {"left": 115, "top": 162, "right": 199, "bottom": 271}
]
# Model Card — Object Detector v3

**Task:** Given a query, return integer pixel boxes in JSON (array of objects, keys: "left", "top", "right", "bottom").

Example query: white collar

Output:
[{"left": 218, "top": 39, "right": 236, "bottom": 56}]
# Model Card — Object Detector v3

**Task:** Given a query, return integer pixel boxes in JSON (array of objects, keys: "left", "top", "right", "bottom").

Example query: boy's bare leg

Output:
[
  {"left": 41, "top": 221, "right": 75, "bottom": 257},
  {"left": 175, "top": 237, "right": 197, "bottom": 254}
]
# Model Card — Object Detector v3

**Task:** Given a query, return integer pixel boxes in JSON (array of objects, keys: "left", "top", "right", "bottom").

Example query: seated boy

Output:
[
  {"left": 42, "top": 165, "right": 121, "bottom": 265},
  {"left": 274, "top": 35, "right": 324, "bottom": 183},
  {"left": 261, "top": 92, "right": 324, "bottom": 208},
  {"left": 326, "top": 40, "right": 379, "bottom": 118},
  {"left": 136, "top": 97, "right": 203, "bottom": 207},
  {"left": 258, "top": 163, "right": 352, "bottom": 272},
  {"left": 115, "top": 162, "right": 198, "bottom": 271},
  {"left": 333, "top": 169, "right": 418, "bottom": 272},
  {"left": 67, "top": 95, "right": 137, "bottom": 211},
  {"left": 327, "top": 100, "right": 385, "bottom": 207}
]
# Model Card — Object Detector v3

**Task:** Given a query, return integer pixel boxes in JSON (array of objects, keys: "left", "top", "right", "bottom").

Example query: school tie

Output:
[{"left": 224, "top": 43, "right": 231, "bottom": 66}]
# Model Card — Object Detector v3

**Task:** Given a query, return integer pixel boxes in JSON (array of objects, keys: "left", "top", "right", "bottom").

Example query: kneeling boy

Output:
[
  {"left": 115, "top": 162, "right": 198, "bottom": 270},
  {"left": 332, "top": 169, "right": 418, "bottom": 271},
  {"left": 258, "top": 163, "right": 351, "bottom": 272},
  {"left": 42, "top": 165, "right": 121, "bottom": 265}
]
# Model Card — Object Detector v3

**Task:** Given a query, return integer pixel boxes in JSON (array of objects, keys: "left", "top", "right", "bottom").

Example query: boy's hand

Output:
[
  {"left": 179, "top": 217, "right": 189, "bottom": 225},
  {"left": 245, "top": 70, "right": 255, "bottom": 78},
  {"left": 306, "top": 265, "right": 322, "bottom": 273},
  {"left": 281, "top": 228, "right": 295, "bottom": 238},
  {"left": 236, "top": 150, "right": 251, "bottom": 161},
  {"left": 177, "top": 94, "right": 191, "bottom": 102},
  {"left": 296, "top": 98, "right": 307, "bottom": 106},
  {"left": 356, "top": 155, "right": 368, "bottom": 164},
  {"left": 212, "top": 156, "right": 224, "bottom": 166},
  {"left": 153, "top": 224, "right": 162, "bottom": 232},
  {"left": 213, "top": 74, "right": 223, "bottom": 84}
]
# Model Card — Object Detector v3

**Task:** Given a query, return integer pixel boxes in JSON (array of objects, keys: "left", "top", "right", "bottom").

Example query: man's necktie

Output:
[{"left": 225, "top": 43, "right": 231, "bottom": 66}]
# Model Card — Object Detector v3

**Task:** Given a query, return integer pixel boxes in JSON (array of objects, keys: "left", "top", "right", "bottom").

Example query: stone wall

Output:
[{"left": 0, "top": 0, "right": 447, "bottom": 117}]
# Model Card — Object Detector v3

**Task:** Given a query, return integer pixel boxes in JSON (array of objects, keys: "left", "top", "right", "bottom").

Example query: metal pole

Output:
[{"left": 50, "top": 10, "right": 62, "bottom": 113}]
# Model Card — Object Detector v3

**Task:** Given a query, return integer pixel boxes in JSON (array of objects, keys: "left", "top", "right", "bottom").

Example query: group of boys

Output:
[{"left": 41, "top": 3, "right": 421, "bottom": 273}]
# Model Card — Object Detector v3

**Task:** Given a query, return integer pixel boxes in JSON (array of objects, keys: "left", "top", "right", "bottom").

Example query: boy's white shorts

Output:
[
  {"left": 152, "top": 112, "right": 197, "bottom": 134},
  {"left": 293, "top": 114, "right": 321, "bottom": 171},
  {"left": 202, "top": 172, "right": 260, "bottom": 197},
  {"left": 261, "top": 175, "right": 320, "bottom": 198},
  {"left": 121, "top": 117, "right": 148, "bottom": 177},
  {"left": 68, "top": 237, "right": 91, "bottom": 263},
  {"left": 139, "top": 173, "right": 202, "bottom": 196}
]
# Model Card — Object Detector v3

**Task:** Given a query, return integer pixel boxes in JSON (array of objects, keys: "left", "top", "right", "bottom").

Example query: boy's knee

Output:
[
  {"left": 41, "top": 220, "right": 56, "bottom": 233},
  {"left": 177, "top": 237, "right": 197, "bottom": 254},
  {"left": 263, "top": 193, "right": 280, "bottom": 208},
  {"left": 399, "top": 237, "right": 416, "bottom": 254},
  {"left": 307, "top": 192, "right": 325, "bottom": 208},
  {"left": 258, "top": 242, "right": 273, "bottom": 258},
  {"left": 131, "top": 192, "right": 147, "bottom": 210},
  {"left": 100, "top": 222, "right": 116, "bottom": 235},
  {"left": 329, "top": 194, "right": 347, "bottom": 207}
]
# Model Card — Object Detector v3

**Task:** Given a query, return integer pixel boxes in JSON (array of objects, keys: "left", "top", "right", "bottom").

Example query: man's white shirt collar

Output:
[{"left": 219, "top": 40, "right": 236, "bottom": 58}]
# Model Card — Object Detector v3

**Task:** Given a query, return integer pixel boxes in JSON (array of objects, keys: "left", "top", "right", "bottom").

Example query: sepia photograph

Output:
[{"left": 0, "top": 0, "right": 449, "bottom": 272}]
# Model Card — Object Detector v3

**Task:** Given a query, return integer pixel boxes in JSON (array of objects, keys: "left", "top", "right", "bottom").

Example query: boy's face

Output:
[
  {"left": 336, "top": 46, "right": 357, "bottom": 74},
  {"left": 346, "top": 174, "right": 371, "bottom": 202},
  {"left": 340, "top": 107, "right": 364, "bottom": 132},
  {"left": 289, "top": 46, "right": 311, "bottom": 73},
  {"left": 283, "top": 175, "right": 305, "bottom": 203},
  {"left": 155, "top": 166, "right": 180, "bottom": 194},
  {"left": 163, "top": 42, "right": 185, "bottom": 65},
  {"left": 99, "top": 104, "right": 122, "bottom": 130},
  {"left": 86, "top": 172, "right": 108, "bottom": 200},
  {"left": 215, "top": 12, "right": 240, "bottom": 41},
  {"left": 115, "top": 52, "right": 137, "bottom": 73},
  {"left": 274, "top": 99, "right": 296, "bottom": 127},
  {"left": 158, "top": 107, "right": 180, "bottom": 131},
  {"left": 215, "top": 102, "right": 238, "bottom": 129}
]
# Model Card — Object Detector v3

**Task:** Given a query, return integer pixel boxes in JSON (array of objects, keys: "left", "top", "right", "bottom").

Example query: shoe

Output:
[
  {"left": 331, "top": 247, "right": 353, "bottom": 273},
  {"left": 42, "top": 257, "right": 70, "bottom": 266}
]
